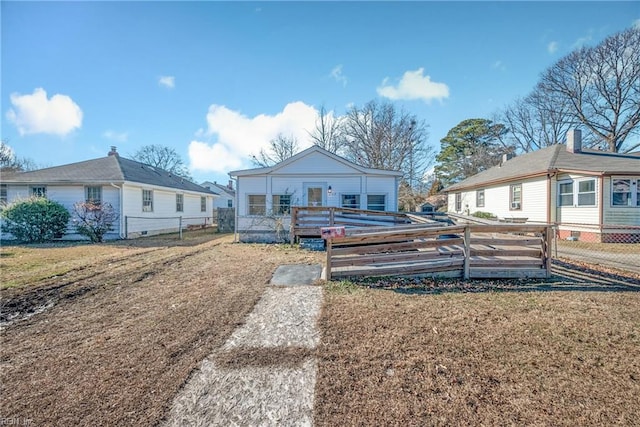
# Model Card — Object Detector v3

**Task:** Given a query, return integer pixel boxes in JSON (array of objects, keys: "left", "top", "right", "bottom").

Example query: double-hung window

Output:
[
  {"left": 510, "top": 184, "right": 522, "bottom": 210},
  {"left": 86, "top": 186, "right": 102, "bottom": 204},
  {"left": 142, "top": 189, "right": 153, "bottom": 212},
  {"left": 455, "top": 193, "right": 461, "bottom": 211},
  {"left": 367, "top": 194, "right": 386, "bottom": 211},
  {"left": 248, "top": 195, "right": 266, "bottom": 215},
  {"left": 176, "top": 194, "right": 184, "bottom": 212},
  {"left": 200, "top": 196, "right": 207, "bottom": 212},
  {"left": 577, "top": 179, "right": 596, "bottom": 206},
  {"left": 558, "top": 178, "right": 596, "bottom": 207},
  {"left": 341, "top": 194, "right": 360, "bottom": 209},
  {"left": 558, "top": 181, "right": 573, "bottom": 206},
  {"left": 31, "top": 186, "right": 47, "bottom": 198},
  {"left": 476, "top": 189, "right": 485, "bottom": 208},
  {"left": 272, "top": 194, "right": 292, "bottom": 215}
]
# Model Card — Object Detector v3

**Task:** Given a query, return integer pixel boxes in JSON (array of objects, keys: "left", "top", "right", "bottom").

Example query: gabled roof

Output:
[
  {"left": 201, "top": 181, "right": 235, "bottom": 197},
  {"left": 445, "top": 144, "right": 640, "bottom": 192},
  {"left": 1, "top": 154, "right": 216, "bottom": 195},
  {"left": 229, "top": 145, "right": 403, "bottom": 177}
]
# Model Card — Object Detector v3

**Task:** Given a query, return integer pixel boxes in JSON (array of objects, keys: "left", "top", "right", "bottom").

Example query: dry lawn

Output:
[
  {"left": 0, "top": 231, "right": 322, "bottom": 426},
  {"left": 315, "top": 280, "right": 640, "bottom": 426}
]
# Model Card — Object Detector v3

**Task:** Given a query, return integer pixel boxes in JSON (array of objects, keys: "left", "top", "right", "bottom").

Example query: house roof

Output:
[
  {"left": 201, "top": 181, "right": 235, "bottom": 197},
  {"left": 229, "top": 145, "right": 403, "bottom": 177},
  {"left": 1, "top": 154, "right": 216, "bottom": 195},
  {"left": 445, "top": 144, "right": 640, "bottom": 192}
]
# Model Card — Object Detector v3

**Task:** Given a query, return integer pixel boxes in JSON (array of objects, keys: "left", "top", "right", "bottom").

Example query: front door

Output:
[{"left": 303, "top": 183, "right": 325, "bottom": 207}]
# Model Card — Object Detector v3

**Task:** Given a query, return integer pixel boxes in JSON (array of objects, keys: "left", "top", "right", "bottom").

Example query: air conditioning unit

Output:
[{"left": 511, "top": 202, "right": 521, "bottom": 210}]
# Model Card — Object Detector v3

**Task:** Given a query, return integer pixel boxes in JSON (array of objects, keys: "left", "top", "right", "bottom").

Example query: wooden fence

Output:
[
  {"left": 325, "top": 223, "right": 553, "bottom": 280},
  {"left": 290, "top": 206, "right": 421, "bottom": 242}
]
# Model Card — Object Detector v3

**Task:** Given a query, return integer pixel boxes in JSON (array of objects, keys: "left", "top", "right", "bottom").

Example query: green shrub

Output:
[
  {"left": 1, "top": 197, "right": 70, "bottom": 243},
  {"left": 472, "top": 211, "right": 497, "bottom": 219}
]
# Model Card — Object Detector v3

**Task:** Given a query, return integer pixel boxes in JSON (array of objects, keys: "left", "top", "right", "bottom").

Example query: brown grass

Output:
[
  {"left": 0, "top": 232, "right": 323, "bottom": 426},
  {"left": 315, "top": 282, "right": 640, "bottom": 426}
]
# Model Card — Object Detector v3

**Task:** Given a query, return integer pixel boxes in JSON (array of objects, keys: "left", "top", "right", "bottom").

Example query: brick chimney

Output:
[
  {"left": 566, "top": 129, "right": 582, "bottom": 153},
  {"left": 228, "top": 180, "right": 234, "bottom": 190},
  {"left": 108, "top": 146, "right": 119, "bottom": 156}
]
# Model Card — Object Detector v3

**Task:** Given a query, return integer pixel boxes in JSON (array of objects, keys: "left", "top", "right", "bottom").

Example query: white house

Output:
[
  {"left": 1, "top": 147, "right": 217, "bottom": 240},
  {"left": 201, "top": 180, "right": 235, "bottom": 209},
  {"left": 444, "top": 130, "right": 640, "bottom": 242},
  {"left": 229, "top": 145, "right": 403, "bottom": 242}
]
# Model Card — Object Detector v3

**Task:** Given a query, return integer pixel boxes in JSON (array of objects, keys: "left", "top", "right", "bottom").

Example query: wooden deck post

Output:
[
  {"left": 463, "top": 225, "right": 470, "bottom": 279},
  {"left": 325, "top": 236, "right": 333, "bottom": 281},
  {"left": 290, "top": 207, "right": 297, "bottom": 243},
  {"left": 544, "top": 225, "right": 552, "bottom": 278}
]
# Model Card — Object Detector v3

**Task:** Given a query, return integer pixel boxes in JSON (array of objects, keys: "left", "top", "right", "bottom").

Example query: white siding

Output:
[
  {"left": 554, "top": 173, "right": 599, "bottom": 225},
  {"left": 275, "top": 151, "right": 360, "bottom": 174},
  {"left": 448, "top": 177, "right": 549, "bottom": 222}
]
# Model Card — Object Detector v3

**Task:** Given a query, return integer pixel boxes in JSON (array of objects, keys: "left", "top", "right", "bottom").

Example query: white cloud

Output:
[
  {"left": 377, "top": 68, "right": 449, "bottom": 102},
  {"left": 633, "top": 19, "right": 640, "bottom": 30},
  {"left": 188, "top": 101, "right": 319, "bottom": 174},
  {"left": 329, "top": 65, "right": 347, "bottom": 87},
  {"left": 102, "top": 130, "right": 128, "bottom": 142},
  {"left": 547, "top": 41, "right": 559, "bottom": 54},
  {"left": 492, "top": 60, "right": 506, "bottom": 71},
  {"left": 6, "top": 88, "right": 83, "bottom": 136},
  {"left": 158, "top": 75, "right": 175, "bottom": 89}
]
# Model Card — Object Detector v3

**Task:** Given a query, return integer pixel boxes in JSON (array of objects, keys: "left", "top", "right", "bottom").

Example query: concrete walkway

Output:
[{"left": 163, "top": 264, "right": 323, "bottom": 427}]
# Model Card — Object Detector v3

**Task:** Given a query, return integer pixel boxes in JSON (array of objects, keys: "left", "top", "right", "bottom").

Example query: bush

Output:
[
  {"left": 1, "top": 197, "right": 70, "bottom": 243},
  {"left": 472, "top": 211, "right": 497, "bottom": 219},
  {"left": 72, "top": 201, "right": 118, "bottom": 243}
]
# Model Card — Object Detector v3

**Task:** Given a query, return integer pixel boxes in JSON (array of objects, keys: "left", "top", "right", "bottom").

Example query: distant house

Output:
[
  {"left": 229, "top": 145, "right": 403, "bottom": 242},
  {"left": 201, "top": 180, "right": 235, "bottom": 209},
  {"left": 1, "top": 147, "right": 217, "bottom": 240},
  {"left": 443, "top": 130, "right": 640, "bottom": 242}
]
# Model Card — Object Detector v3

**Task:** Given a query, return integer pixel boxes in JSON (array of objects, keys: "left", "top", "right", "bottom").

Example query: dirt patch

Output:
[
  {"left": 315, "top": 283, "right": 640, "bottom": 426},
  {"left": 0, "top": 233, "right": 323, "bottom": 426}
]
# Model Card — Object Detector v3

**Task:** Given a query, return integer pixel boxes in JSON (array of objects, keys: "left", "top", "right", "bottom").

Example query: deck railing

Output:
[{"left": 324, "top": 223, "right": 552, "bottom": 280}]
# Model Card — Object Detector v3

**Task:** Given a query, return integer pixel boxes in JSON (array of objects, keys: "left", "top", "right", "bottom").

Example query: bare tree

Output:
[
  {"left": 252, "top": 133, "right": 300, "bottom": 167},
  {"left": 308, "top": 105, "right": 344, "bottom": 155},
  {"left": 500, "top": 89, "right": 582, "bottom": 152},
  {"left": 341, "top": 100, "right": 433, "bottom": 188},
  {"left": 1, "top": 140, "right": 39, "bottom": 172},
  {"left": 538, "top": 27, "right": 640, "bottom": 153},
  {"left": 131, "top": 145, "right": 192, "bottom": 180}
]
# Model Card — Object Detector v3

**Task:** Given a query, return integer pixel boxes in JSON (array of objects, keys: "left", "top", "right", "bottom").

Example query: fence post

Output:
[
  {"left": 325, "top": 237, "right": 333, "bottom": 281},
  {"left": 290, "top": 207, "right": 297, "bottom": 243},
  {"left": 463, "top": 225, "right": 470, "bottom": 279},
  {"left": 329, "top": 207, "right": 335, "bottom": 226},
  {"left": 124, "top": 216, "right": 128, "bottom": 239},
  {"left": 545, "top": 225, "right": 552, "bottom": 278},
  {"left": 179, "top": 216, "right": 183, "bottom": 240}
]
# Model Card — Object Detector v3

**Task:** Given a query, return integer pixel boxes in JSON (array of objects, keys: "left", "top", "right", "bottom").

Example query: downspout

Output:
[
  {"left": 598, "top": 175, "right": 604, "bottom": 234},
  {"left": 230, "top": 174, "right": 239, "bottom": 242},
  {"left": 110, "top": 183, "right": 125, "bottom": 239}
]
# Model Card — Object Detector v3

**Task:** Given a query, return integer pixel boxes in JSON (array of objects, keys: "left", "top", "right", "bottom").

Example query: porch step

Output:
[{"left": 299, "top": 238, "right": 326, "bottom": 251}]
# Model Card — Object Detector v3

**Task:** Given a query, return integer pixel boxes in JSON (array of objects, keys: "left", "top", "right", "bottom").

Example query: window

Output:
[
  {"left": 272, "top": 194, "right": 291, "bottom": 215},
  {"left": 176, "top": 194, "right": 184, "bottom": 212},
  {"left": 558, "top": 181, "right": 574, "bottom": 206},
  {"left": 476, "top": 189, "right": 485, "bottom": 208},
  {"left": 248, "top": 195, "right": 266, "bottom": 215},
  {"left": 31, "top": 186, "right": 47, "bottom": 198},
  {"left": 510, "top": 184, "right": 522, "bottom": 210},
  {"left": 85, "top": 186, "right": 102, "bottom": 204},
  {"left": 200, "top": 196, "right": 207, "bottom": 212},
  {"left": 367, "top": 194, "right": 386, "bottom": 211},
  {"left": 227, "top": 199, "right": 233, "bottom": 208},
  {"left": 612, "top": 179, "right": 640, "bottom": 207},
  {"left": 1, "top": 184, "right": 7, "bottom": 206},
  {"left": 307, "top": 187, "right": 323, "bottom": 206},
  {"left": 455, "top": 193, "right": 461, "bottom": 212},
  {"left": 142, "top": 189, "right": 153, "bottom": 212},
  {"left": 577, "top": 179, "right": 596, "bottom": 206},
  {"left": 341, "top": 194, "right": 360, "bottom": 209}
]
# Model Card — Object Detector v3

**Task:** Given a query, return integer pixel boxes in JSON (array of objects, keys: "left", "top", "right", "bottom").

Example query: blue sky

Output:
[{"left": 2, "top": 1, "right": 639, "bottom": 184}]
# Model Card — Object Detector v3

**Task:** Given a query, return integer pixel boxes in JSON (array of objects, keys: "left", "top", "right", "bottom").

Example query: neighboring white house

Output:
[
  {"left": 201, "top": 180, "right": 235, "bottom": 209},
  {"left": 229, "top": 145, "right": 403, "bottom": 242},
  {"left": 1, "top": 147, "right": 217, "bottom": 240},
  {"left": 444, "top": 130, "right": 640, "bottom": 242}
]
